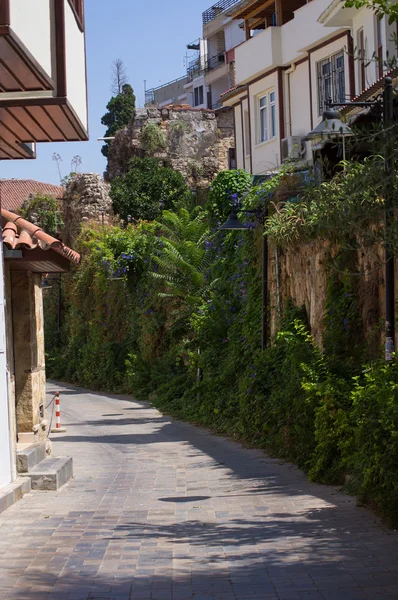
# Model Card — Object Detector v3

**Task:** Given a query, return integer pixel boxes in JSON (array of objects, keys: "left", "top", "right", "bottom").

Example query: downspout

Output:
[{"left": 285, "top": 63, "right": 296, "bottom": 138}]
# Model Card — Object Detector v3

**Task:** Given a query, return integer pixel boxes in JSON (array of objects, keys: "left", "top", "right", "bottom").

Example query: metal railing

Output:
[
  {"left": 187, "top": 57, "right": 204, "bottom": 82},
  {"left": 207, "top": 52, "right": 226, "bottom": 72},
  {"left": 202, "top": 0, "right": 242, "bottom": 25},
  {"left": 145, "top": 75, "right": 187, "bottom": 105}
]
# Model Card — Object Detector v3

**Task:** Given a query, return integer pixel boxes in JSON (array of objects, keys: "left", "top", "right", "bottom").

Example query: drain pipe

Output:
[{"left": 285, "top": 64, "right": 296, "bottom": 138}]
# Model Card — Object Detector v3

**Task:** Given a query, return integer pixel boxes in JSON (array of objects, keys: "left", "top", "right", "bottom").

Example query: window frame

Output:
[
  {"left": 68, "top": 0, "right": 85, "bottom": 31},
  {"left": 357, "top": 28, "right": 366, "bottom": 94},
  {"left": 257, "top": 89, "right": 277, "bottom": 146},
  {"left": 317, "top": 51, "right": 346, "bottom": 116},
  {"left": 194, "top": 85, "right": 204, "bottom": 107}
]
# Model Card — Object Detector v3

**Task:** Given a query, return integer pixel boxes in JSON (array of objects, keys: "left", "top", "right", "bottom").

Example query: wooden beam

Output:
[
  {"left": 275, "top": 0, "right": 283, "bottom": 26},
  {"left": 244, "top": 0, "right": 275, "bottom": 21}
]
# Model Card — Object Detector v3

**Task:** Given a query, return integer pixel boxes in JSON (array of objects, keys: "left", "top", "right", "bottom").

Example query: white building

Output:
[
  {"left": 0, "top": 0, "right": 88, "bottom": 493},
  {"left": 221, "top": 0, "right": 395, "bottom": 174},
  {"left": 184, "top": 0, "right": 247, "bottom": 109}
]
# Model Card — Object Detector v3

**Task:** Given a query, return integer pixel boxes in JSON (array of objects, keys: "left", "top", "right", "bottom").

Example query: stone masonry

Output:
[
  {"left": 107, "top": 105, "right": 235, "bottom": 192},
  {"left": 62, "top": 173, "right": 113, "bottom": 246}
]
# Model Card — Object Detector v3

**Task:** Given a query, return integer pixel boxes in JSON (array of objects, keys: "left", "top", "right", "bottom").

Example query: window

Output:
[
  {"left": 357, "top": 29, "right": 365, "bottom": 93},
  {"left": 317, "top": 52, "right": 345, "bottom": 115},
  {"left": 194, "top": 86, "right": 204, "bottom": 107},
  {"left": 258, "top": 90, "right": 277, "bottom": 144},
  {"left": 376, "top": 16, "right": 383, "bottom": 78},
  {"left": 244, "top": 110, "right": 250, "bottom": 156}
]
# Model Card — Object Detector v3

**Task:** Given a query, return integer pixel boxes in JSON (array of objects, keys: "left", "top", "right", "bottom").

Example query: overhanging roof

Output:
[{"left": 2, "top": 208, "right": 80, "bottom": 272}]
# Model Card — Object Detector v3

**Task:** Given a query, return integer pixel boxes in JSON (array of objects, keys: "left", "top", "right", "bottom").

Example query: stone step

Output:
[
  {"left": 17, "top": 442, "right": 47, "bottom": 473},
  {"left": 23, "top": 457, "right": 73, "bottom": 491},
  {"left": 0, "top": 478, "right": 31, "bottom": 515}
]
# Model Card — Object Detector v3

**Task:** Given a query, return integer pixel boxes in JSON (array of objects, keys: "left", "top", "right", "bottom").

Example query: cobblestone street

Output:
[{"left": 0, "top": 383, "right": 398, "bottom": 600}]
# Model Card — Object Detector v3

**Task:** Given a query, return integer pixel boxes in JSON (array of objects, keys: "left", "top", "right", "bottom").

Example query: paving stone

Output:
[{"left": 0, "top": 383, "right": 397, "bottom": 598}]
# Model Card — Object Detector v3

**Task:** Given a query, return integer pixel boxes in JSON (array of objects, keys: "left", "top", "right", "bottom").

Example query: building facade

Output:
[
  {"left": 0, "top": 0, "right": 88, "bottom": 491},
  {"left": 221, "top": 0, "right": 395, "bottom": 175}
]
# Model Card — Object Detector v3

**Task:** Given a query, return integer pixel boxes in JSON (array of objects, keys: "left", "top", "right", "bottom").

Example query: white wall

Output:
[
  {"left": 249, "top": 72, "right": 280, "bottom": 174},
  {"left": 10, "top": 0, "right": 52, "bottom": 78},
  {"left": 224, "top": 19, "right": 245, "bottom": 52},
  {"left": 288, "top": 61, "right": 311, "bottom": 138},
  {"left": 236, "top": 27, "right": 281, "bottom": 85},
  {"left": 281, "top": 0, "right": 341, "bottom": 65},
  {"left": 211, "top": 75, "right": 230, "bottom": 106},
  {"left": 64, "top": 0, "right": 87, "bottom": 129},
  {"left": 0, "top": 247, "right": 12, "bottom": 489}
]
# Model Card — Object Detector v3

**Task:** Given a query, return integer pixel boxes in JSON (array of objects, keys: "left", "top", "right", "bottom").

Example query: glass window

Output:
[
  {"left": 317, "top": 52, "right": 345, "bottom": 115},
  {"left": 259, "top": 95, "right": 268, "bottom": 143},
  {"left": 194, "top": 86, "right": 204, "bottom": 107},
  {"left": 244, "top": 110, "right": 250, "bottom": 156},
  {"left": 270, "top": 91, "right": 276, "bottom": 138}
]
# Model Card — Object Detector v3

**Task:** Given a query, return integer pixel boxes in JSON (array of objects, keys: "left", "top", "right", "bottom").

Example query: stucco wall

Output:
[
  {"left": 64, "top": 0, "right": 88, "bottom": 129},
  {"left": 10, "top": 0, "right": 52, "bottom": 78}
]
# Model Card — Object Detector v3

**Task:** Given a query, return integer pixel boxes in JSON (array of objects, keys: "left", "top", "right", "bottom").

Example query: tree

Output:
[
  {"left": 110, "top": 157, "right": 192, "bottom": 221},
  {"left": 111, "top": 59, "right": 128, "bottom": 95},
  {"left": 101, "top": 83, "right": 136, "bottom": 158},
  {"left": 344, "top": 0, "right": 398, "bottom": 23}
]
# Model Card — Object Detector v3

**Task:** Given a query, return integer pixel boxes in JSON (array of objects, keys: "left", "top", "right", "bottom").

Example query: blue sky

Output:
[{"left": 1, "top": 0, "right": 212, "bottom": 185}]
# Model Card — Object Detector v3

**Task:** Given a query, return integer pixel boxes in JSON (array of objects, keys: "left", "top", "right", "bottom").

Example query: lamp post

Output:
[
  {"left": 219, "top": 207, "right": 268, "bottom": 351},
  {"left": 307, "top": 77, "right": 395, "bottom": 360}
]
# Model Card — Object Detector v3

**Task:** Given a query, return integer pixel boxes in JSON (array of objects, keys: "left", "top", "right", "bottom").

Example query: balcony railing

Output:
[
  {"left": 202, "top": 0, "right": 242, "bottom": 25},
  {"left": 207, "top": 52, "right": 226, "bottom": 72},
  {"left": 187, "top": 57, "right": 204, "bottom": 82}
]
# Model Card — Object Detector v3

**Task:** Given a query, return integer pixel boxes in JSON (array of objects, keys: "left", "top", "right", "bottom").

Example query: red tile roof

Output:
[
  {"left": 0, "top": 179, "right": 64, "bottom": 212},
  {"left": 1, "top": 208, "right": 80, "bottom": 264},
  {"left": 342, "top": 67, "right": 398, "bottom": 115}
]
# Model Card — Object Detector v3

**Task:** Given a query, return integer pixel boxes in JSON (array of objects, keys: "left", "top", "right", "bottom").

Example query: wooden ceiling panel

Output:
[
  {"left": 25, "top": 105, "right": 66, "bottom": 141},
  {"left": 45, "top": 104, "right": 79, "bottom": 140},
  {"left": 0, "top": 107, "right": 32, "bottom": 142},
  {"left": 7, "top": 106, "right": 50, "bottom": 142}
]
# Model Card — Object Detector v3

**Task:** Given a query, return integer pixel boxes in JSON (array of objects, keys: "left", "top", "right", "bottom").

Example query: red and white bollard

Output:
[{"left": 51, "top": 392, "right": 66, "bottom": 433}]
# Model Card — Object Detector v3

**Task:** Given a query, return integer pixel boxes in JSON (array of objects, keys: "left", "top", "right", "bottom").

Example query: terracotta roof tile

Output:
[
  {"left": 0, "top": 179, "right": 64, "bottom": 212},
  {"left": 342, "top": 67, "right": 398, "bottom": 115},
  {"left": 1, "top": 208, "right": 80, "bottom": 264}
]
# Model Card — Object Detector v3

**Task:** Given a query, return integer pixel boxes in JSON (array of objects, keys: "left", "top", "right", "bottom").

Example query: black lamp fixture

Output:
[
  {"left": 305, "top": 108, "right": 353, "bottom": 139},
  {"left": 219, "top": 210, "right": 248, "bottom": 231},
  {"left": 41, "top": 277, "right": 53, "bottom": 290}
]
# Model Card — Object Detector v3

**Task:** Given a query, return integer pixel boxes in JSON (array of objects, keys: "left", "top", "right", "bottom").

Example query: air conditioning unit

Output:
[{"left": 281, "top": 136, "right": 303, "bottom": 162}]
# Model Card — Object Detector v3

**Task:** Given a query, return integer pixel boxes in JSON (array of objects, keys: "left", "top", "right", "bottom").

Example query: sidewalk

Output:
[{"left": 0, "top": 382, "right": 397, "bottom": 600}]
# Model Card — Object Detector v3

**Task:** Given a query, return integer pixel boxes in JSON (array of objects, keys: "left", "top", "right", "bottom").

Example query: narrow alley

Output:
[{"left": 1, "top": 383, "right": 398, "bottom": 600}]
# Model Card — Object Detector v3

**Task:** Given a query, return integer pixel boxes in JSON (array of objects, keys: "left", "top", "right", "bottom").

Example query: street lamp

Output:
[
  {"left": 308, "top": 77, "right": 395, "bottom": 360},
  {"left": 219, "top": 206, "right": 268, "bottom": 350},
  {"left": 305, "top": 108, "right": 353, "bottom": 160}
]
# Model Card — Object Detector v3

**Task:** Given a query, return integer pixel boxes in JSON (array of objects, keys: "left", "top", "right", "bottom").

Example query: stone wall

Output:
[
  {"left": 268, "top": 240, "right": 390, "bottom": 352},
  {"left": 106, "top": 105, "right": 235, "bottom": 191},
  {"left": 62, "top": 173, "right": 113, "bottom": 246}
]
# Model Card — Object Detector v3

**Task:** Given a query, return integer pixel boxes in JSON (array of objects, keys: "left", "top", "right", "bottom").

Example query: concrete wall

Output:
[
  {"left": 236, "top": 27, "right": 282, "bottom": 85},
  {"left": 10, "top": 0, "right": 53, "bottom": 78},
  {"left": 224, "top": 19, "right": 245, "bottom": 52}
]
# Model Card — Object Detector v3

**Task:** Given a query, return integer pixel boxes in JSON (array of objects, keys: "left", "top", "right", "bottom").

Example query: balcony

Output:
[
  {"left": 235, "top": 26, "right": 282, "bottom": 85},
  {"left": 202, "top": 0, "right": 242, "bottom": 25},
  {"left": 0, "top": 0, "right": 88, "bottom": 160}
]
